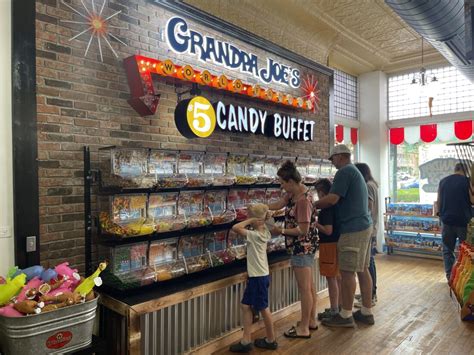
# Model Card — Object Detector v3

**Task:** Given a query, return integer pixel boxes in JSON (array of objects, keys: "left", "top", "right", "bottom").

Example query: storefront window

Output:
[
  {"left": 389, "top": 140, "right": 469, "bottom": 203},
  {"left": 389, "top": 66, "right": 474, "bottom": 120},
  {"left": 334, "top": 69, "right": 358, "bottom": 120}
]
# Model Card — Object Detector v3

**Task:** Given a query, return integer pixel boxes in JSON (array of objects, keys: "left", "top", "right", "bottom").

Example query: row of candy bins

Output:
[
  {"left": 267, "top": 220, "right": 286, "bottom": 252},
  {"left": 387, "top": 216, "right": 441, "bottom": 232},
  {"left": 205, "top": 190, "right": 236, "bottom": 225},
  {"left": 386, "top": 203, "right": 434, "bottom": 216},
  {"left": 179, "top": 191, "right": 212, "bottom": 228},
  {"left": 0, "top": 262, "right": 104, "bottom": 317},
  {"left": 266, "top": 188, "right": 286, "bottom": 217},
  {"left": 450, "top": 243, "right": 474, "bottom": 306},
  {"left": 148, "top": 193, "right": 187, "bottom": 233},
  {"left": 179, "top": 235, "right": 213, "bottom": 274},
  {"left": 99, "top": 194, "right": 154, "bottom": 237}
]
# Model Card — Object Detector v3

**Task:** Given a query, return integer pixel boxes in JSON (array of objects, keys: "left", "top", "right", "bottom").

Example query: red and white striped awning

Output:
[
  {"left": 335, "top": 125, "right": 358, "bottom": 145},
  {"left": 389, "top": 120, "right": 473, "bottom": 145}
]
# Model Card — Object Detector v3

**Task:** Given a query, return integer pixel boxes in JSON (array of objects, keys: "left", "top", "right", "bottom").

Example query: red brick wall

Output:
[{"left": 35, "top": 0, "right": 331, "bottom": 271}]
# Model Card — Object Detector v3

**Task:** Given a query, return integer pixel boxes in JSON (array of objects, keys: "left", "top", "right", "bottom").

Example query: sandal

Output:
[
  {"left": 283, "top": 326, "right": 311, "bottom": 339},
  {"left": 297, "top": 320, "right": 318, "bottom": 331}
]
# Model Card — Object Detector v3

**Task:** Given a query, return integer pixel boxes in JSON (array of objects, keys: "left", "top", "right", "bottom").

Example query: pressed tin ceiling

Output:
[{"left": 183, "top": 0, "right": 449, "bottom": 76}]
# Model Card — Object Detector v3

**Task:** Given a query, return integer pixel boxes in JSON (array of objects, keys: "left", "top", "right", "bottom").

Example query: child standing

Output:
[
  {"left": 229, "top": 203, "right": 278, "bottom": 353},
  {"left": 314, "top": 179, "right": 341, "bottom": 320}
]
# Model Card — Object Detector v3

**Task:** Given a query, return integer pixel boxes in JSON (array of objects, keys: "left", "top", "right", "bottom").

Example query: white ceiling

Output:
[{"left": 184, "top": 0, "right": 449, "bottom": 76}]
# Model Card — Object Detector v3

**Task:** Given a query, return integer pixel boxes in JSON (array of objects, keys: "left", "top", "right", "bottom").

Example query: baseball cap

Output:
[{"left": 329, "top": 144, "right": 351, "bottom": 160}]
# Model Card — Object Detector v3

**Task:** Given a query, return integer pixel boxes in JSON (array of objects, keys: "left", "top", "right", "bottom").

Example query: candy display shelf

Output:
[{"left": 384, "top": 201, "right": 442, "bottom": 260}]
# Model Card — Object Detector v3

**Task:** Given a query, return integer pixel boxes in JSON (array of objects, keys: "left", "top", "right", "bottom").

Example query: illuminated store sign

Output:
[
  {"left": 174, "top": 96, "right": 315, "bottom": 141},
  {"left": 166, "top": 17, "right": 301, "bottom": 88}
]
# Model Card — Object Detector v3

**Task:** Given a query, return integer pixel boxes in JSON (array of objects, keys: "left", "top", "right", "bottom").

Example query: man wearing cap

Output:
[{"left": 313, "top": 144, "right": 374, "bottom": 327}]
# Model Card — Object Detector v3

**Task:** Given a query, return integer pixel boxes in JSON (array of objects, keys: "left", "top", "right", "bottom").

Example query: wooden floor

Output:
[{"left": 213, "top": 254, "right": 474, "bottom": 355}]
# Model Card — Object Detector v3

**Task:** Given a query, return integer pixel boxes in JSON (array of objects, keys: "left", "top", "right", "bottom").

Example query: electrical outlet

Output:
[
  {"left": 26, "top": 236, "right": 36, "bottom": 252},
  {"left": 0, "top": 226, "right": 11, "bottom": 238}
]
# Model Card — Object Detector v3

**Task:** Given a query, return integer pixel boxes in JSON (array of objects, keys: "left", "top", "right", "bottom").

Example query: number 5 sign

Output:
[{"left": 175, "top": 96, "right": 217, "bottom": 138}]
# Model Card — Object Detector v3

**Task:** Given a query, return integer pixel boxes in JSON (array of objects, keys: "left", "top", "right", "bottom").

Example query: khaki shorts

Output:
[{"left": 337, "top": 226, "right": 373, "bottom": 273}]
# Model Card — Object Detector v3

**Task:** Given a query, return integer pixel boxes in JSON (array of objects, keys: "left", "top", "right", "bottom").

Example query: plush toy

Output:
[
  {"left": 0, "top": 304, "right": 24, "bottom": 317},
  {"left": 42, "top": 297, "right": 75, "bottom": 313},
  {"left": 40, "top": 291, "right": 82, "bottom": 305},
  {"left": 16, "top": 277, "right": 42, "bottom": 302},
  {"left": 13, "top": 300, "right": 43, "bottom": 315},
  {"left": 55, "top": 262, "right": 81, "bottom": 282},
  {"left": 40, "top": 268, "right": 57, "bottom": 283},
  {"left": 11, "top": 265, "right": 44, "bottom": 281},
  {"left": 74, "top": 262, "right": 107, "bottom": 297},
  {"left": 0, "top": 274, "right": 26, "bottom": 306}
]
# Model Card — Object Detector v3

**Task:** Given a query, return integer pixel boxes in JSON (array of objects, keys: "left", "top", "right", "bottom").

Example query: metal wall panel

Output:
[{"left": 139, "top": 262, "right": 327, "bottom": 355}]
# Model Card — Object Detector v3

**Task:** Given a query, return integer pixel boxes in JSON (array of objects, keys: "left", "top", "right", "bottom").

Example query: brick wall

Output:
[{"left": 35, "top": 0, "right": 331, "bottom": 271}]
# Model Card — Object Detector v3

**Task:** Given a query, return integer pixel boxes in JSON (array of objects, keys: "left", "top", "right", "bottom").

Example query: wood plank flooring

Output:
[{"left": 212, "top": 254, "right": 474, "bottom": 355}]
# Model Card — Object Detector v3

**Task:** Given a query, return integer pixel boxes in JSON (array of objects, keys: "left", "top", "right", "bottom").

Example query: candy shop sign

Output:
[
  {"left": 166, "top": 17, "right": 301, "bottom": 88},
  {"left": 174, "top": 96, "right": 315, "bottom": 141}
]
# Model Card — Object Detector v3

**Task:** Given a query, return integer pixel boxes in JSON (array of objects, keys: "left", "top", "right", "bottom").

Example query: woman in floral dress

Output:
[{"left": 268, "top": 160, "right": 318, "bottom": 339}]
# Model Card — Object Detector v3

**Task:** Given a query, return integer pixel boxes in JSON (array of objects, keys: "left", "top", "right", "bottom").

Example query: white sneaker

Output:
[{"left": 354, "top": 296, "right": 377, "bottom": 308}]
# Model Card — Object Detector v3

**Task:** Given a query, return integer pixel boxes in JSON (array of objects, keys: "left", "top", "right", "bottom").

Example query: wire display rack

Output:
[{"left": 448, "top": 141, "right": 474, "bottom": 191}]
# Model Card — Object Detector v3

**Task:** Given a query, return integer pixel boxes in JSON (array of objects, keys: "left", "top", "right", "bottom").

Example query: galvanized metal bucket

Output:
[{"left": 0, "top": 296, "right": 98, "bottom": 355}]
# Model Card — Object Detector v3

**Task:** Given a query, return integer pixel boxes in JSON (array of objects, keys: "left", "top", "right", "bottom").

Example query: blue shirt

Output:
[
  {"left": 438, "top": 174, "right": 471, "bottom": 227},
  {"left": 330, "top": 164, "right": 372, "bottom": 234}
]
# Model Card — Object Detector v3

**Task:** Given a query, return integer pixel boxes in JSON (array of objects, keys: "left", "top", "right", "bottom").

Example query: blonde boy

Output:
[{"left": 229, "top": 203, "right": 278, "bottom": 352}]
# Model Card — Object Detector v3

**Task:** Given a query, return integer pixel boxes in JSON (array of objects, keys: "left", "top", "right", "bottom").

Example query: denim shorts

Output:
[{"left": 290, "top": 254, "right": 315, "bottom": 268}]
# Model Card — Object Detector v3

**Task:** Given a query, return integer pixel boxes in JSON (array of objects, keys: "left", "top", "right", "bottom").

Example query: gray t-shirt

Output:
[
  {"left": 367, "top": 180, "right": 379, "bottom": 236},
  {"left": 330, "top": 164, "right": 372, "bottom": 234}
]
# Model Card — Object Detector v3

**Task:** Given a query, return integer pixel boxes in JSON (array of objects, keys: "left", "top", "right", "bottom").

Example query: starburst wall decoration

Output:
[
  {"left": 301, "top": 75, "right": 320, "bottom": 113},
  {"left": 60, "top": 0, "right": 128, "bottom": 62}
]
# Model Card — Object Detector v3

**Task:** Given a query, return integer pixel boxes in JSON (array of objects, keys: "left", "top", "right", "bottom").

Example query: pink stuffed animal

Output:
[{"left": 0, "top": 304, "right": 23, "bottom": 317}]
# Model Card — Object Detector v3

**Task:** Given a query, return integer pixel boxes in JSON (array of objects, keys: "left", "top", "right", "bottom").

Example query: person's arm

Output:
[
  {"left": 267, "top": 193, "right": 289, "bottom": 211},
  {"left": 314, "top": 193, "right": 340, "bottom": 209},
  {"left": 232, "top": 218, "right": 258, "bottom": 237},
  {"left": 315, "top": 222, "right": 332, "bottom": 236}
]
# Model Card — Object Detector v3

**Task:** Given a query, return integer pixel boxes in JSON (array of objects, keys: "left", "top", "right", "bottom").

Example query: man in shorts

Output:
[{"left": 313, "top": 144, "right": 374, "bottom": 327}]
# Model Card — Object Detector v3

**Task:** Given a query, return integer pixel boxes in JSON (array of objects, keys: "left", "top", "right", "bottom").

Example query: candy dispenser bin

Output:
[
  {"left": 178, "top": 151, "right": 212, "bottom": 187},
  {"left": 178, "top": 235, "right": 212, "bottom": 273},
  {"left": 149, "top": 150, "right": 188, "bottom": 189},
  {"left": 266, "top": 188, "right": 285, "bottom": 217},
  {"left": 248, "top": 155, "right": 272, "bottom": 184},
  {"left": 204, "top": 190, "right": 236, "bottom": 225},
  {"left": 204, "top": 231, "right": 235, "bottom": 266},
  {"left": 149, "top": 238, "right": 186, "bottom": 282},
  {"left": 264, "top": 156, "right": 282, "bottom": 183},
  {"left": 228, "top": 154, "right": 256, "bottom": 185},
  {"left": 178, "top": 191, "right": 212, "bottom": 228},
  {"left": 228, "top": 189, "right": 249, "bottom": 221},
  {"left": 148, "top": 193, "right": 187, "bottom": 233},
  {"left": 99, "top": 194, "right": 153, "bottom": 238},
  {"left": 204, "top": 152, "right": 235, "bottom": 186},
  {"left": 227, "top": 229, "right": 247, "bottom": 260},
  {"left": 99, "top": 147, "right": 150, "bottom": 189}
]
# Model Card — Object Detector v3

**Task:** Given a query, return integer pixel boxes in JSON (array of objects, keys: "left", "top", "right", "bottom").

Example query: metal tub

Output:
[{"left": 0, "top": 296, "right": 98, "bottom": 355}]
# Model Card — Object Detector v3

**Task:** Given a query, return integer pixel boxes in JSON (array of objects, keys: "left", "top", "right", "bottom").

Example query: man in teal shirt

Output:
[{"left": 314, "top": 144, "right": 374, "bottom": 327}]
